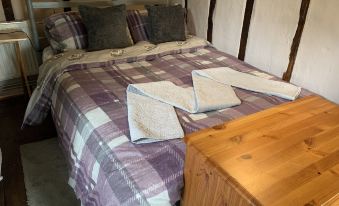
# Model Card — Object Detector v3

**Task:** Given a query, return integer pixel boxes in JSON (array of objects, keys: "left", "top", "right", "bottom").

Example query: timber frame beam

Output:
[
  {"left": 238, "top": 0, "right": 255, "bottom": 61},
  {"left": 1, "top": 0, "right": 14, "bottom": 21},
  {"left": 283, "top": 0, "right": 310, "bottom": 82},
  {"left": 207, "top": 0, "right": 216, "bottom": 42}
]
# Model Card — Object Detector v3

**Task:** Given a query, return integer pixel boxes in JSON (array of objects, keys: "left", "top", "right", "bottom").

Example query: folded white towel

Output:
[
  {"left": 195, "top": 67, "right": 301, "bottom": 100},
  {"left": 127, "top": 67, "right": 301, "bottom": 144},
  {"left": 127, "top": 92, "right": 185, "bottom": 144},
  {"left": 127, "top": 72, "right": 241, "bottom": 144}
]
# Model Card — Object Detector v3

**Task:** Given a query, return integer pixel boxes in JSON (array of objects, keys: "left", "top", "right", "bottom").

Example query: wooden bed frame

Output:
[{"left": 25, "top": 0, "right": 171, "bottom": 51}]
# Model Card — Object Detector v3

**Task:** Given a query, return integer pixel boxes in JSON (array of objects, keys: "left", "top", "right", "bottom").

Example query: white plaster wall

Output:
[
  {"left": 245, "top": 0, "right": 301, "bottom": 77},
  {"left": 11, "top": 0, "right": 26, "bottom": 20},
  {"left": 291, "top": 0, "right": 339, "bottom": 103},
  {"left": 187, "top": 0, "right": 210, "bottom": 39},
  {"left": 0, "top": 1, "right": 6, "bottom": 21},
  {"left": 212, "top": 0, "right": 246, "bottom": 57},
  {"left": 0, "top": 0, "right": 26, "bottom": 21}
]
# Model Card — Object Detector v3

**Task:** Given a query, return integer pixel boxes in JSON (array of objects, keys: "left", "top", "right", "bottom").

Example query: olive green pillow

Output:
[
  {"left": 79, "top": 4, "right": 133, "bottom": 51},
  {"left": 146, "top": 5, "right": 186, "bottom": 44}
]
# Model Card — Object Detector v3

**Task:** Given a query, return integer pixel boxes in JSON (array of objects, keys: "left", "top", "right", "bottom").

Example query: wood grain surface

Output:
[
  {"left": 0, "top": 30, "right": 27, "bottom": 43},
  {"left": 183, "top": 95, "right": 339, "bottom": 206}
]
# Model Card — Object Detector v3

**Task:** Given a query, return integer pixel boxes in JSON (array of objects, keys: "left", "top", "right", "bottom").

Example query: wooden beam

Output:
[
  {"left": 282, "top": 0, "right": 310, "bottom": 82},
  {"left": 1, "top": 0, "right": 14, "bottom": 21},
  {"left": 238, "top": 0, "right": 255, "bottom": 61},
  {"left": 185, "top": 0, "right": 188, "bottom": 24},
  {"left": 206, "top": 0, "right": 216, "bottom": 42}
]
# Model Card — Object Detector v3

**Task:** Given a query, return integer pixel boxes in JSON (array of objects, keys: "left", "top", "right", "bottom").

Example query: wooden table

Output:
[
  {"left": 183, "top": 96, "right": 339, "bottom": 206},
  {"left": 0, "top": 30, "right": 32, "bottom": 99}
]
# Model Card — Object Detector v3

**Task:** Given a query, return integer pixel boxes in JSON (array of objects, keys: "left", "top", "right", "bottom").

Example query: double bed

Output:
[{"left": 23, "top": 1, "right": 312, "bottom": 205}]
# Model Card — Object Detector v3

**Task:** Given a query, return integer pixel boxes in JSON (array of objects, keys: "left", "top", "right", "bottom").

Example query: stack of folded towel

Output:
[{"left": 127, "top": 67, "right": 301, "bottom": 144}]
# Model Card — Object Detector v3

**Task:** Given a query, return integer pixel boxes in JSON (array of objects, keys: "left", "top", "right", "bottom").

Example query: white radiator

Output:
[{"left": 0, "top": 21, "right": 39, "bottom": 96}]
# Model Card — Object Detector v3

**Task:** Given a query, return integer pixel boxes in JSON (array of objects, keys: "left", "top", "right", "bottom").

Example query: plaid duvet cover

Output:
[{"left": 23, "top": 37, "right": 311, "bottom": 205}]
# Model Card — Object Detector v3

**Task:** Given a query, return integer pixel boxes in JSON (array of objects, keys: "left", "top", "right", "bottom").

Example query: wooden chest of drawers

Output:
[{"left": 183, "top": 96, "right": 339, "bottom": 206}]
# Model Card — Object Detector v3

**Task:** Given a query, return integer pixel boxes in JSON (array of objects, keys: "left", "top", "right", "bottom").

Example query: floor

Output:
[
  {"left": 21, "top": 138, "right": 80, "bottom": 206},
  {"left": 0, "top": 95, "right": 57, "bottom": 206}
]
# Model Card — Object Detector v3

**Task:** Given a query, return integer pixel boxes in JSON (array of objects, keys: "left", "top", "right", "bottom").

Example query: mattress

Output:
[{"left": 23, "top": 36, "right": 312, "bottom": 205}]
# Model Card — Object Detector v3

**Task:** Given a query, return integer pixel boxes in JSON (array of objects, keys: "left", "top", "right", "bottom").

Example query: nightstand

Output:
[{"left": 0, "top": 30, "right": 32, "bottom": 98}]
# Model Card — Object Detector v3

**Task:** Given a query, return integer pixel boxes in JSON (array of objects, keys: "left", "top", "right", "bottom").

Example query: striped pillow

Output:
[
  {"left": 127, "top": 8, "right": 189, "bottom": 44},
  {"left": 45, "top": 12, "right": 88, "bottom": 53},
  {"left": 126, "top": 10, "right": 150, "bottom": 43}
]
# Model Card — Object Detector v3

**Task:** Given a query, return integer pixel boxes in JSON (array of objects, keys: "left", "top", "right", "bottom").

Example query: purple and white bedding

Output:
[{"left": 23, "top": 36, "right": 311, "bottom": 205}]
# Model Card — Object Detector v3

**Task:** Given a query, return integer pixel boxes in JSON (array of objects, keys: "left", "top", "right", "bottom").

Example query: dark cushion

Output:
[
  {"left": 146, "top": 5, "right": 186, "bottom": 44},
  {"left": 78, "top": 4, "right": 133, "bottom": 51}
]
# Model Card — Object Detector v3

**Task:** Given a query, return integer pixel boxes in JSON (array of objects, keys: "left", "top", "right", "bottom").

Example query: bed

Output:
[{"left": 23, "top": 1, "right": 312, "bottom": 206}]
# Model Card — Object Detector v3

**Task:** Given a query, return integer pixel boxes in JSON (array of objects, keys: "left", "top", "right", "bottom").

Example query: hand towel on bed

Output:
[
  {"left": 127, "top": 72, "right": 241, "bottom": 144},
  {"left": 127, "top": 67, "right": 301, "bottom": 144},
  {"left": 195, "top": 67, "right": 301, "bottom": 100}
]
